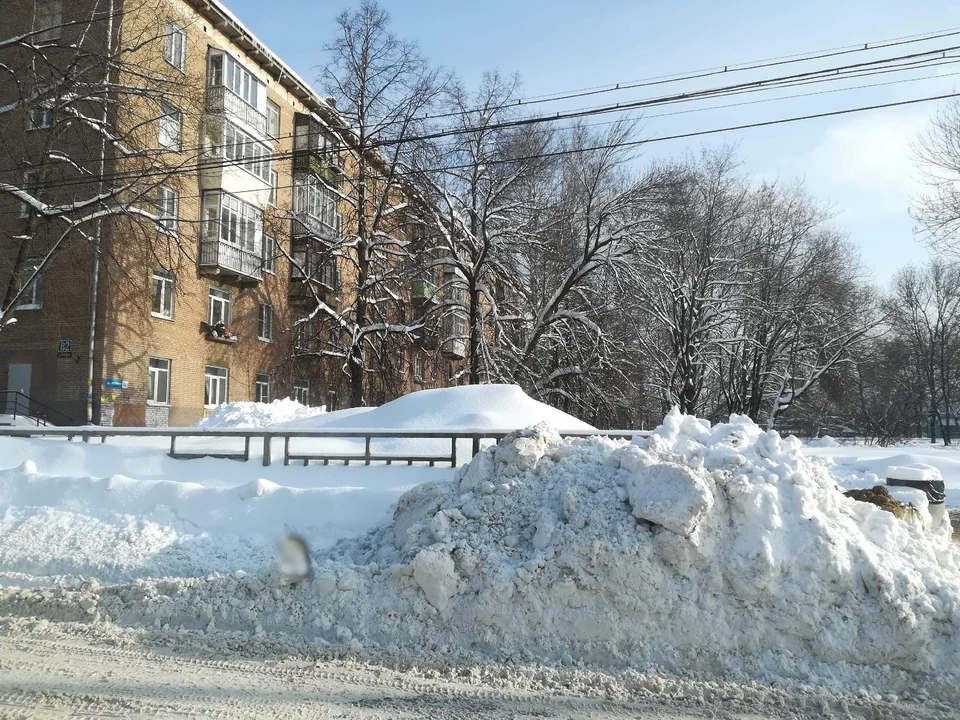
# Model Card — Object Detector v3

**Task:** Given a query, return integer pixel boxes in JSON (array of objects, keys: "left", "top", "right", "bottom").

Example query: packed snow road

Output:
[{"left": 0, "top": 620, "right": 952, "bottom": 720}]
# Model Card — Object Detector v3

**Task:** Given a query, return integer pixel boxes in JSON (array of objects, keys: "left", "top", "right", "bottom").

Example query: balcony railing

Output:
[
  {"left": 292, "top": 210, "right": 340, "bottom": 241},
  {"left": 206, "top": 85, "right": 267, "bottom": 136},
  {"left": 200, "top": 239, "right": 263, "bottom": 282}
]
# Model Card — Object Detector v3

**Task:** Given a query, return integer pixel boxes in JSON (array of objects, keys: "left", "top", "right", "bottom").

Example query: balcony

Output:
[
  {"left": 200, "top": 240, "right": 263, "bottom": 283},
  {"left": 411, "top": 278, "right": 438, "bottom": 305},
  {"left": 292, "top": 209, "right": 340, "bottom": 241},
  {"left": 290, "top": 238, "right": 339, "bottom": 303},
  {"left": 442, "top": 311, "right": 468, "bottom": 357},
  {"left": 293, "top": 113, "right": 343, "bottom": 182},
  {"left": 206, "top": 85, "right": 267, "bottom": 137}
]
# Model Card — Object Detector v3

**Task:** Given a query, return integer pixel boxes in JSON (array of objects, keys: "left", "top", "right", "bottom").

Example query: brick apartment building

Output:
[{"left": 0, "top": 0, "right": 466, "bottom": 426}]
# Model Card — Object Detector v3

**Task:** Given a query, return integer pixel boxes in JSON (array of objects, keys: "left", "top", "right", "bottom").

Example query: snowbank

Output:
[
  {"left": 195, "top": 398, "right": 329, "bottom": 428},
  {"left": 277, "top": 385, "right": 595, "bottom": 432},
  {"left": 8, "top": 410, "right": 958, "bottom": 698}
]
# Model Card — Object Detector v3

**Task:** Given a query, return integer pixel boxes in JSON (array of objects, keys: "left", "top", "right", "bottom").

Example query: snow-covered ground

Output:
[
  {"left": 0, "top": 392, "right": 958, "bottom": 713},
  {"left": 804, "top": 439, "right": 960, "bottom": 508}
]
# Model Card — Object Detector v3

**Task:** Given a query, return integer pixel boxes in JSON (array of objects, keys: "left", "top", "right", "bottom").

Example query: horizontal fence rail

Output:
[{"left": 0, "top": 426, "right": 649, "bottom": 467}]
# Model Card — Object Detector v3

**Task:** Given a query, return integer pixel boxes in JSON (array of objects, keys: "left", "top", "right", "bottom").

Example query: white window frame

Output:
[
  {"left": 204, "top": 365, "right": 228, "bottom": 408},
  {"left": 257, "top": 302, "right": 274, "bottom": 342},
  {"left": 157, "top": 185, "right": 178, "bottom": 233},
  {"left": 147, "top": 357, "right": 171, "bottom": 405},
  {"left": 413, "top": 350, "right": 425, "bottom": 381},
  {"left": 255, "top": 373, "right": 270, "bottom": 404},
  {"left": 17, "top": 258, "right": 43, "bottom": 310},
  {"left": 294, "top": 174, "right": 341, "bottom": 237},
  {"left": 163, "top": 21, "right": 186, "bottom": 72},
  {"left": 27, "top": 106, "right": 52, "bottom": 130},
  {"left": 209, "top": 52, "right": 263, "bottom": 111},
  {"left": 159, "top": 102, "right": 182, "bottom": 150},
  {"left": 268, "top": 169, "right": 278, "bottom": 206},
  {"left": 266, "top": 99, "right": 280, "bottom": 137},
  {"left": 19, "top": 170, "right": 39, "bottom": 218},
  {"left": 262, "top": 235, "right": 275, "bottom": 274},
  {"left": 208, "top": 287, "right": 231, "bottom": 327},
  {"left": 217, "top": 121, "right": 272, "bottom": 182},
  {"left": 203, "top": 191, "right": 263, "bottom": 256},
  {"left": 293, "top": 382, "right": 309, "bottom": 406},
  {"left": 151, "top": 269, "right": 174, "bottom": 319},
  {"left": 33, "top": 0, "right": 62, "bottom": 44}
]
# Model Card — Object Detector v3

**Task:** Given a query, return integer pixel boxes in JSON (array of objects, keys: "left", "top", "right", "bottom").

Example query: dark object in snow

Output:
[
  {"left": 275, "top": 535, "right": 312, "bottom": 584},
  {"left": 844, "top": 486, "right": 910, "bottom": 518},
  {"left": 885, "top": 477, "right": 946, "bottom": 505}
]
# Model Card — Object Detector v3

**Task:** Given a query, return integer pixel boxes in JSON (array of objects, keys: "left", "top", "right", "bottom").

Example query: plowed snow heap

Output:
[{"left": 15, "top": 411, "right": 960, "bottom": 692}]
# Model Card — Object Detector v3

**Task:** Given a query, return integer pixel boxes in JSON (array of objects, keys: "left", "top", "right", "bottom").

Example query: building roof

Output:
[{"left": 180, "top": 0, "right": 335, "bottom": 120}]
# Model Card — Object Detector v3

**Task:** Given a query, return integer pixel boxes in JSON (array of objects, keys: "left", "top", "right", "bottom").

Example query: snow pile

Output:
[
  {"left": 281, "top": 385, "right": 595, "bottom": 431},
  {"left": 195, "top": 398, "right": 328, "bottom": 428},
  {"left": 12, "top": 410, "right": 959, "bottom": 696}
]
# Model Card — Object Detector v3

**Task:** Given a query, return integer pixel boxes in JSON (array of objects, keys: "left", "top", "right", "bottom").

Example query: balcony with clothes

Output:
[
  {"left": 199, "top": 191, "right": 264, "bottom": 283},
  {"left": 292, "top": 173, "right": 342, "bottom": 241},
  {"left": 206, "top": 50, "right": 268, "bottom": 137},
  {"left": 293, "top": 112, "right": 343, "bottom": 181},
  {"left": 289, "top": 238, "right": 340, "bottom": 304}
]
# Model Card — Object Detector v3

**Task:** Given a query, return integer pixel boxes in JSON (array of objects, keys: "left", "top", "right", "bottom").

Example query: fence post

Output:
[
  {"left": 243, "top": 435, "right": 251, "bottom": 462},
  {"left": 451, "top": 437, "right": 457, "bottom": 467},
  {"left": 170, "top": 435, "right": 176, "bottom": 456},
  {"left": 472, "top": 435, "right": 480, "bottom": 457},
  {"left": 82, "top": 431, "right": 90, "bottom": 444},
  {"left": 283, "top": 435, "right": 290, "bottom": 466},
  {"left": 364, "top": 436, "right": 371, "bottom": 466},
  {"left": 262, "top": 434, "right": 271, "bottom": 466}
]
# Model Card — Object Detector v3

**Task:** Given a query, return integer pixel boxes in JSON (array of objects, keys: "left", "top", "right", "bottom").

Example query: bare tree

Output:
[
  {"left": 312, "top": 0, "right": 444, "bottom": 407},
  {"left": 889, "top": 260, "right": 960, "bottom": 444},
  {"left": 913, "top": 99, "right": 960, "bottom": 254}
]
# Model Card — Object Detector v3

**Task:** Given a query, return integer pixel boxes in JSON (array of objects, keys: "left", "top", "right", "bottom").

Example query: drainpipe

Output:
[{"left": 87, "top": 0, "right": 115, "bottom": 424}]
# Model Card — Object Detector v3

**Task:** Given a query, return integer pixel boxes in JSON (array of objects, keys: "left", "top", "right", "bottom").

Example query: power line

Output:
[
  {"left": 0, "top": 89, "right": 955, "bottom": 222},
  {"left": 369, "top": 43, "right": 960, "bottom": 149},
  {"left": 387, "top": 26, "right": 960, "bottom": 126},
  {"left": 4, "top": 27, "right": 960, "bottom": 176},
  {"left": 10, "top": 49, "right": 959, "bottom": 197}
]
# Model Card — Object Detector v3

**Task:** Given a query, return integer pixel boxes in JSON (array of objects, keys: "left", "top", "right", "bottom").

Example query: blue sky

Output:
[{"left": 227, "top": 0, "right": 959, "bottom": 284}]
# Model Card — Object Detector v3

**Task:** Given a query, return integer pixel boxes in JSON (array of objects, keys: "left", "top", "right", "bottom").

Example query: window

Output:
[
  {"left": 414, "top": 351, "right": 425, "bottom": 381},
  {"left": 159, "top": 102, "right": 182, "bottom": 150},
  {"left": 157, "top": 185, "right": 178, "bottom": 232},
  {"left": 293, "top": 382, "right": 309, "bottom": 406},
  {"left": 163, "top": 21, "right": 185, "bottom": 71},
  {"left": 19, "top": 171, "right": 39, "bottom": 218},
  {"left": 208, "top": 288, "right": 231, "bottom": 326},
  {"left": 215, "top": 121, "right": 272, "bottom": 181},
  {"left": 33, "top": 0, "right": 62, "bottom": 43},
  {"left": 204, "top": 366, "right": 228, "bottom": 407},
  {"left": 268, "top": 169, "right": 278, "bottom": 206},
  {"left": 148, "top": 358, "right": 171, "bottom": 405},
  {"left": 17, "top": 259, "right": 43, "bottom": 310},
  {"left": 262, "top": 236, "right": 275, "bottom": 274},
  {"left": 258, "top": 303, "right": 274, "bottom": 342},
  {"left": 266, "top": 99, "right": 280, "bottom": 137},
  {"left": 255, "top": 374, "right": 270, "bottom": 404},
  {"left": 27, "top": 107, "right": 51, "bottom": 130},
  {"left": 209, "top": 52, "right": 262, "bottom": 110},
  {"left": 294, "top": 174, "right": 341, "bottom": 237},
  {"left": 203, "top": 192, "right": 263, "bottom": 255},
  {"left": 151, "top": 269, "right": 174, "bottom": 319}
]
